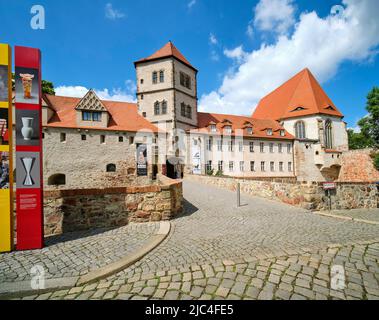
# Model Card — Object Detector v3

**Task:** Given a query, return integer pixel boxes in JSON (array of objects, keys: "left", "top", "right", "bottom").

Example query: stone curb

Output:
[
  {"left": 0, "top": 221, "right": 171, "bottom": 299},
  {"left": 314, "top": 211, "right": 379, "bottom": 225}
]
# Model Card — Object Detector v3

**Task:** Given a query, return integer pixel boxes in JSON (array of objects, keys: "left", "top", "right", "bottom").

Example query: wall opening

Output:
[
  {"left": 106, "top": 164, "right": 116, "bottom": 172},
  {"left": 48, "top": 174, "right": 66, "bottom": 186}
]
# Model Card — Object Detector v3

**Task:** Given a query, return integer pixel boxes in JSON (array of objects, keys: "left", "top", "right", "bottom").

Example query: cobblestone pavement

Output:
[
  {"left": 0, "top": 223, "right": 159, "bottom": 282},
  {"left": 326, "top": 209, "right": 379, "bottom": 223},
  {"left": 22, "top": 241, "right": 379, "bottom": 300},
  {"left": 18, "top": 180, "right": 379, "bottom": 300}
]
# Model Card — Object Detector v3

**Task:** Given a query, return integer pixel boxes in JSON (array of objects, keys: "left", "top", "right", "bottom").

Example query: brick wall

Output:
[
  {"left": 187, "top": 175, "right": 378, "bottom": 211},
  {"left": 338, "top": 149, "right": 379, "bottom": 182}
]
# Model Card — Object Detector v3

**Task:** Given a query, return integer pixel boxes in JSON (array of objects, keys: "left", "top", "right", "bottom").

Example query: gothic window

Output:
[
  {"left": 295, "top": 121, "right": 306, "bottom": 139},
  {"left": 161, "top": 101, "right": 167, "bottom": 115},
  {"left": 48, "top": 174, "right": 66, "bottom": 186},
  {"left": 152, "top": 71, "right": 158, "bottom": 84},
  {"left": 325, "top": 119, "right": 333, "bottom": 149},
  {"left": 159, "top": 70, "right": 164, "bottom": 83},
  {"left": 154, "top": 101, "right": 160, "bottom": 115}
]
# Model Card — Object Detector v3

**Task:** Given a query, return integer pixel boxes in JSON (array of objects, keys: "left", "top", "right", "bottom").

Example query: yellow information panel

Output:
[{"left": 0, "top": 43, "right": 13, "bottom": 252}]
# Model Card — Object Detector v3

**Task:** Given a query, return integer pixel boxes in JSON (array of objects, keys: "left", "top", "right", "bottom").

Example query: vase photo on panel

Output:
[
  {"left": 16, "top": 152, "right": 40, "bottom": 189},
  {"left": 16, "top": 109, "right": 40, "bottom": 146},
  {"left": 0, "top": 108, "right": 9, "bottom": 146},
  {"left": 15, "top": 67, "right": 39, "bottom": 105}
]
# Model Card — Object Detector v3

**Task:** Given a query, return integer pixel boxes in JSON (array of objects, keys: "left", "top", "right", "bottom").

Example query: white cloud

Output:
[
  {"left": 199, "top": 0, "right": 379, "bottom": 116},
  {"left": 105, "top": 3, "right": 125, "bottom": 20},
  {"left": 188, "top": 0, "right": 197, "bottom": 9},
  {"left": 209, "top": 33, "right": 218, "bottom": 45},
  {"left": 210, "top": 50, "right": 220, "bottom": 62},
  {"left": 246, "top": 24, "right": 254, "bottom": 39},
  {"left": 55, "top": 80, "right": 136, "bottom": 103},
  {"left": 254, "top": 0, "right": 295, "bottom": 35},
  {"left": 224, "top": 46, "right": 248, "bottom": 63}
]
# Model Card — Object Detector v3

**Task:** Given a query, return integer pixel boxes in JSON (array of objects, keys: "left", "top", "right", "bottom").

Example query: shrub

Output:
[
  {"left": 374, "top": 153, "right": 379, "bottom": 171},
  {"left": 215, "top": 170, "right": 224, "bottom": 177},
  {"left": 206, "top": 169, "right": 214, "bottom": 176}
]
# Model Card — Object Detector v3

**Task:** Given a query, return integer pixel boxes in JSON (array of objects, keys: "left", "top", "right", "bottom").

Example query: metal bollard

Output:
[{"left": 237, "top": 182, "right": 241, "bottom": 208}]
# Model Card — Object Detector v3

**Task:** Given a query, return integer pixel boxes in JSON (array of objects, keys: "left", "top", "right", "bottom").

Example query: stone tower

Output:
[{"left": 134, "top": 42, "right": 198, "bottom": 155}]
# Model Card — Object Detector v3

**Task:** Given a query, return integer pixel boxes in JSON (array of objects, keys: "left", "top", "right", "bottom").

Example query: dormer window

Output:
[
  {"left": 280, "top": 130, "right": 285, "bottom": 137},
  {"left": 82, "top": 111, "right": 102, "bottom": 122},
  {"left": 325, "top": 105, "right": 335, "bottom": 111},
  {"left": 292, "top": 106, "right": 306, "bottom": 112},
  {"left": 210, "top": 124, "right": 217, "bottom": 133},
  {"left": 224, "top": 125, "right": 232, "bottom": 134},
  {"left": 267, "top": 128, "right": 273, "bottom": 136},
  {"left": 247, "top": 127, "right": 253, "bottom": 135}
]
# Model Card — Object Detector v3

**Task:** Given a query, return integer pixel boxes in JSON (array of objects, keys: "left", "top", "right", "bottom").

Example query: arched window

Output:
[
  {"left": 106, "top": 164, "right": 116, "bottom": 172},
  {"left": 294, "top": 121, "right": 306, "bottom": 139},
  {"left": 325, "top": 119, "right": 333, "bottom": 149},
  {"left": 48, "top": 174, "right": 66, "bottom": 186},
  {"left": 161, "top": 101, "right": 167, "bottom": 115},
  {"left": 154, "top": 101, "right": 160, "bottom": 115}
]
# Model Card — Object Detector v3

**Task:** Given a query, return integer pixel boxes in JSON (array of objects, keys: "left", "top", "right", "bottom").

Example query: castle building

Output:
[{"left": 11, "top": 42, "right": 349, "bottom": 188}]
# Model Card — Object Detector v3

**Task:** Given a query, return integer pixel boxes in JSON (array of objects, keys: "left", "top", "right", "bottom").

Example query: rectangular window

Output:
[
  {"left": 229, "top": 161, "right": 234, "bottom": 172},
  {"left": 288, "top": 162, "right": 293, "bottom": 172},
  {"left": 206, "top": 161, "right": 212, "bottom": 172},
  {"left": 161, "top": 102, "right": 167, "bottom": 114},
  {"left": 260, "top": 142, "right": 264, "bottom": 153},
  {"left": 82, "top": 111, "right": 92, "bottom": 121},
  {"left": 152, "top": 72, "right": 158, "bottom": 84},
  {"left": 224, "top": 126, "right": 232, "bottom": 134},
  {"left": 181, "top": 103, "right": 186, "bottom": 117},
  {"left": 142, "top": 112, "right": 147, "bottom": 118},
  {"left": 210, "top": 125, "right": 217, "bottom": 133},
  {"left": 186, "top": 106, "right": 192, "bottom": 119},
  {"left": 278, "top": 143, "right": 283, "bottom": 153},
  {"left": 250, "top": 161, "right": 255, "bottom": 172},
  {"left": 218, "top": 161, "right": 223, "bottom": 172},
  {"left": 159, "top": 70, "right": 164, "bottom": 83},
  {"left": 287, "top": 144, "right": 292, "bottom": 154},
  {"left": 247, "top": 127, "right": 253, "bottom": 135},
  {"left": 129, "top": 136, "right": 134, "bottom": 145},
  {"left": 92, "top": 112, "right": 102, "bottom": 122},
  {"left": 217, "top": 140, "right": 222, "bottom": 151},
  {"left": 267, "top": 129, "right": 273, "bottom": 136},
  {"left": 249, "top": 142, "right": 254, "bottom": 153},
  {"left": 119, "top": 136, "right": 123, "bottom": 142},
  {"left": 239, "top": 142, "right": 243, "bottom": 152},
  {"left": 261, "top": 161, "right": 265, "bottom": 172},
  {"left": 228, "top": 140, "right": 234, "bottom": 152},
  {"left": 239, "top": 161, "right": 244, "bottom": 172},
  {"left": 81, "top": 134, "right": 86, "bottom": 141},
  {"left": 60, "top": 133, "right": 66, "bottom": 142},
  {"left": 154, "top": 103, "right": 160, "bottom": 115},
  {"left": 100, "top": 135, "right": 105, "bottom": 144},
  {"left": 279, "top": 162, "right": 284, "bottom": 172},
  {"left": 269, "top": 143, "right": 274, "bottom": 153},
  {"left": 206, "top": 138, "right": 212, "bottom": 151},
  {"left": 180, "top": 72, "right": 191, "bottom": 89},
  {"left": 270, "top": 162, "right": 275, "bottom": 172}
]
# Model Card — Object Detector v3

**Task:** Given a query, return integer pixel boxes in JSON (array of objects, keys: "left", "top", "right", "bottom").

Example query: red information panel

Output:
[{"left": 15, "top": 46, "right": 44, "bottom": 250}]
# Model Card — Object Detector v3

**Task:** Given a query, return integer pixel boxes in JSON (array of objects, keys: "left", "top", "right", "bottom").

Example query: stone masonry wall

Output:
[
  {"left": 186, "top": 174, "right": 378, "bottom": 211},
  {"left": 42, "top": 175, "right": 182, "bottom": 236}
]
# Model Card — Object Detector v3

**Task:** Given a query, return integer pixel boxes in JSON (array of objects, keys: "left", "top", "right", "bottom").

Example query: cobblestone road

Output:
[
  {"left": 326, "top": 209, "right": 379, "bottom": 223},
  {"left": 18, "top": 180, "right": 379, "bottom": 300},
  {"left": 0, "top": 223, "right": 159, "bottom": 282}
]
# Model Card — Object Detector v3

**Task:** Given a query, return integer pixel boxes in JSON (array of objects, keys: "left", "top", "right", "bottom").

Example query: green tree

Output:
[
  {"left": 11, "top": 72, "right": 55, "bottom": 95},
  {"left": 357, "top": 87, "right": 379, "bottom": 148},
  {"left": 347, "top": 129, "right": 372, "bottom": 150}
]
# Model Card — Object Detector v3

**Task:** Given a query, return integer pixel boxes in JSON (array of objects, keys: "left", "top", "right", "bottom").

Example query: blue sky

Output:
[{"left": 1, "top": 0, "right": 378, "bottom": 129}]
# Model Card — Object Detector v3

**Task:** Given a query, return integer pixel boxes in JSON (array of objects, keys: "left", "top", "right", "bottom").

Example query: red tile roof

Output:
[
  {"left": 43, "top": 95, "right": 159, "bottom": 133},
  {"left": 134, "top": 41, "right": 197, "bottom": 71},
  {"left": 190, "top": 112, "right": 294, "bottom": 140},
  {"left": 252, "top": 68, "right": 343, "bottom": 121}
]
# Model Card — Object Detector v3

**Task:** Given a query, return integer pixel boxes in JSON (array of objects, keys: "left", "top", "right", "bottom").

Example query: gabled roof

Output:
[
  {"left": 43, "top": 95, "right": 159, "bottom": 133},
  {"left": 190, "top": 112, "right": 294, "bottom": 140},
  {"left": 134, "top": 41, "right": 197, "bottom": 71},
  {"left": 75, "top": 89, "right": 107, "bottom": 112},
  {"left": 252, "top": 68, "right": 343, "bottom": 121}
]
